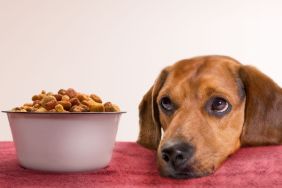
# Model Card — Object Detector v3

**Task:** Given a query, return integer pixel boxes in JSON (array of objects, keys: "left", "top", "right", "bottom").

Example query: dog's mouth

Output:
[
  {"left": 167, "top": 171, "right": 199, "bottom": 179},
  {"left": 161, "top": 169, "right": 212, "bottom": 179},
  {"left": 159, "top": 163, "right": 214, "bottom": 179},
  {"left": 160, "top": 169, "right": 202, "bottom": 179}
]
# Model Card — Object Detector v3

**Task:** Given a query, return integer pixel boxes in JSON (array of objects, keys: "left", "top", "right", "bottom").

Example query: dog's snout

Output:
[{"left": 161, "top": 141, "right": 194, "bottom": 170}]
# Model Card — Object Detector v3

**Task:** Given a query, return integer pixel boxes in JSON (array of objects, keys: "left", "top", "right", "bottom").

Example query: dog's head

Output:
[{"left": 137, "top": 55, "right": 282, "bottom": 178}]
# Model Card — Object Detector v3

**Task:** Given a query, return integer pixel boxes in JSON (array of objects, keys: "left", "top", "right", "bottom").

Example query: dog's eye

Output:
[
  {"left": 160, "top": 97, "right": 174, "bottom": 113},
  {"left": 211, "top": 98, "right": 229, "bottom": 112},
  {"left": 207, "top": 97, "right": 231, "bottom": 117}
]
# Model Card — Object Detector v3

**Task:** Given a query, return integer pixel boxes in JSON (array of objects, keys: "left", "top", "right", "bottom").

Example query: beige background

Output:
[{"left": 1, "top": 0, "right": 282, "bottom": 141}]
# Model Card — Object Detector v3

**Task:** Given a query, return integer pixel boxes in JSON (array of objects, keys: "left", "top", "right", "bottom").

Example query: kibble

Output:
[{"left": 12, "top": 88, "right": 120, "bottom": 113}]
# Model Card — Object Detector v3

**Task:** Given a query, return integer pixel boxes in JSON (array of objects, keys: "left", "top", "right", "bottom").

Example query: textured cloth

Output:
[{"left": 0, "top": 142, "right": 282, "bottom": 188}]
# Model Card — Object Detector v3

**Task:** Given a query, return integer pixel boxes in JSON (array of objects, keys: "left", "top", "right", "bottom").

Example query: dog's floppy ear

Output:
[
  {"left": 137, "top": 68, "right": 170, "bottom": 150},
  {"left": 239, "top": 65, "right": 282, "bottom": 146}
]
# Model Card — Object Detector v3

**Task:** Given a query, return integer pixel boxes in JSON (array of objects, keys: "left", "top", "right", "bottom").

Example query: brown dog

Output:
[{"left": 137, "top": 55, "right": 282, "bottom": 179}]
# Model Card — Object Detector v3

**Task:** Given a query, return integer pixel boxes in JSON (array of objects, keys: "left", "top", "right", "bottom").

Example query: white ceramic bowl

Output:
[{"left": 3, "top": 111, "right": 125, "bottom": 173}]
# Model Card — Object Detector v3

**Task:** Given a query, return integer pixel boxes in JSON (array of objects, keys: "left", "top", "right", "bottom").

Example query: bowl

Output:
[{"left": 2, "top": 111, "right": 125, "bottom": 173}]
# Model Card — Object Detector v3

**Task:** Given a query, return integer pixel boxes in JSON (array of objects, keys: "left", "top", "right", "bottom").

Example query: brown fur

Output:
[{"left": 137, "top": 55, "right": 282, "bottom": 178}]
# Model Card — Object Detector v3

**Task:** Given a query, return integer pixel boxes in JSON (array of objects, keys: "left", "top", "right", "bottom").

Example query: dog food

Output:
[{"left": 12, "top": 88, "right": 120, "bottom": 112}]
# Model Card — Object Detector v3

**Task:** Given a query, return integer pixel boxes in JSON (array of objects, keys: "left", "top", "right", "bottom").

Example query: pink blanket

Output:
[{"left": 0, "top": 142, "right": 281, "bottom": 187}]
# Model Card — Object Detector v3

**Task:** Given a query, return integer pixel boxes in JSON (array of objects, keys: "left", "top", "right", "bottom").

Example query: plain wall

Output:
[{"left": 1, "top": 0, "right": 282, "bottom": 141}]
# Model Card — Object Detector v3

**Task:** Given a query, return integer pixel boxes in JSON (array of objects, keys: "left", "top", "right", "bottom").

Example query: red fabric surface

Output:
[{"left": 0, "top": 142, "right": 282, "bottom": 188}]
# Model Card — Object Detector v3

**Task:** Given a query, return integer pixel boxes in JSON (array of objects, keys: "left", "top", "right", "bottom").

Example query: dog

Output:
[{"left": 137, "top": 55, "right": 282, "bottom": 179}]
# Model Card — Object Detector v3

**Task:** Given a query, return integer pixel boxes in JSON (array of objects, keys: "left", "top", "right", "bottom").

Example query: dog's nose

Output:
[{"left": 161, "top": 140, "right": 194, "bottom": 170}]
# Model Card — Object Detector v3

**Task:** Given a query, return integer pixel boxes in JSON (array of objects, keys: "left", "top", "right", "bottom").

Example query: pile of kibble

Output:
[{"left": 12, "top": 88, "right": 120, "bottom": 112}]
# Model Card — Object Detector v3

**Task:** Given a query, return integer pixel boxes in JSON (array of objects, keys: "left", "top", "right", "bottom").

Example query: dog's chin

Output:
[{"left": 159, "top": 167, "right": 213, "bottom": 179}]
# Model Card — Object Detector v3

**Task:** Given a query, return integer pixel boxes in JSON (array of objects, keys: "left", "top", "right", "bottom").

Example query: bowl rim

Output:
[{"left": 2, "top": 111, "right": 126, "bottom": 114}]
